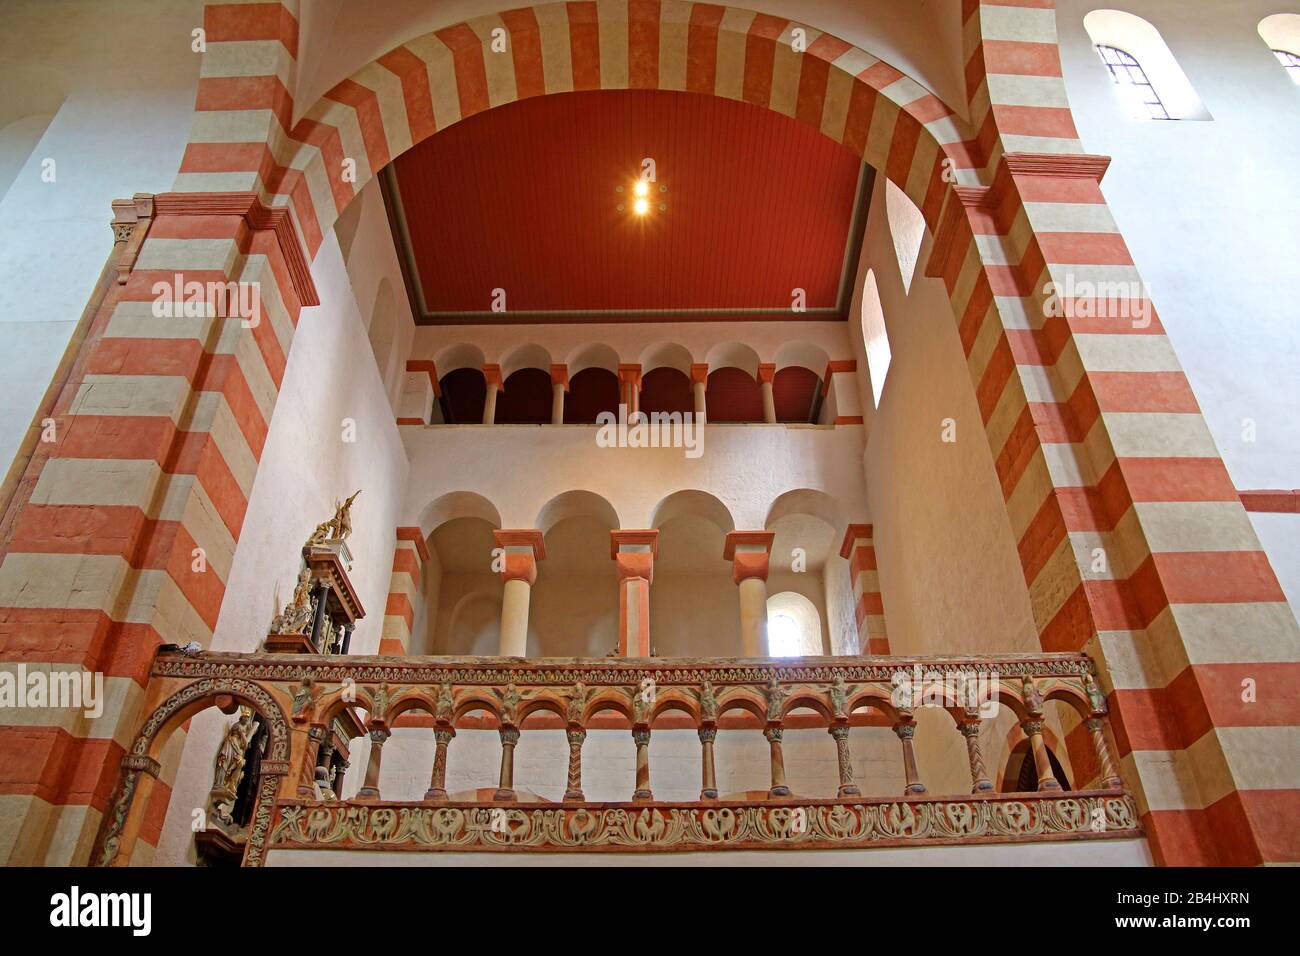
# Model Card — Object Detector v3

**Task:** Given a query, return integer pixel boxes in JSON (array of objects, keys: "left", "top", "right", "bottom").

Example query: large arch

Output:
[{"left": 0, "top": 0, "right": 1290, "bottom": 869}]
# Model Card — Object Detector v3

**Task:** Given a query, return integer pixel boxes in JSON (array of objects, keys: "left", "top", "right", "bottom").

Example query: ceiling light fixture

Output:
[
  {"left": 633, "top": 179, "right": 650, "bottom": 198},
  {"left": 633, "top": 197, "right": 650, "bottom": 216}
]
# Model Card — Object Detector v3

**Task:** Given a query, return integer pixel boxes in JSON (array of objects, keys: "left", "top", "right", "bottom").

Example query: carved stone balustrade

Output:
[{"left": 94, "top": 650, "right": 1140, "bottom": 866}]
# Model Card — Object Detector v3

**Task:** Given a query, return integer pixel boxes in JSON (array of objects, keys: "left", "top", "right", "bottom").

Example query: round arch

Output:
[
  {"left": 205, "top": 1, "right": 976, "bottom": 263},
  {"left": 418, "top": 490, "right": 503, "bottom": 538}
]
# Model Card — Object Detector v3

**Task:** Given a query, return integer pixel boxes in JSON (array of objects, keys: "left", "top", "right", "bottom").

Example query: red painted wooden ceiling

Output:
[{"left": 389, "top": 89, "right": 868, "bottom": 322}]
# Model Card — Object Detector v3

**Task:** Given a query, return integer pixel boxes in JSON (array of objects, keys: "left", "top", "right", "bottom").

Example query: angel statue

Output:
[
  {"left": 306, "top": 490, "right": 362, "bottom": 546},
  {"left": 270, "top": 568, "right": 315, "bottom": 635}
]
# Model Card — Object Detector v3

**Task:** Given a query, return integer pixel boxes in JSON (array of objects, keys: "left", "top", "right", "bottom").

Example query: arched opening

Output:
[
  {"left": 1083, "top": 9, "right": 1210, "bottom": 120},
  {"left": 1002, "top": 739, "right": 1072, "bottom": 793},
  {"left": 564, "top": 366, "right": 619, "bottom": 423},
  {"left": 1259, "top": 14, "right": 1300, "bottom": 84},
  {"left": 859, "top": 269, "right": 891, "bottom": 409},
  {"left": 640, "top": 366, "right": 693, "bottom": 416},
  {"left": 649, "top": 490, "right": 737, "bottom": 656},
  {"left": 495, "top": 367, "right": 552, "bottom": 424},
  {"left": 771, "top": 366, "right": 822, "bottom": 423},
  {"left": 705, "top": 367, "right": 763, "bottom": 423},
  {"left": 765, "top": 591, "right": 823, "bottom": 656},
  {"left": 425, "top": 514, "right": 503, "bottom": 654},
  {"left": 437, "top": 367, "right": 487, "bottom": 423}
]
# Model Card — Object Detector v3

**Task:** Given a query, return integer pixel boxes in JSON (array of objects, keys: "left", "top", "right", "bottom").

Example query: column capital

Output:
[
  {"left": 550, "top": 363, "right": 569, "bottom": 390},
  {"left": 756, "top": 362, "right": 776, "bottom": 384},
  {"left": 494, "top": 529, "right": 546, "bottom": 584},
  {"left": 689, "top": 363, "right": 709, "bottom": 385},
  {"left": 724, "top": 530, "right": 775, "bottom": 584},
  {"left": 820, "top": 360, "right": 856, "bottom": 396},
  {"left": 482, "top": 363, "right": 503, "bottom": 390},
  {"left": 611, "top": 529, "right": 658, "bottom": 583},
  {"left": 617, "top": 363, "right": 642, "bottom": 387}
]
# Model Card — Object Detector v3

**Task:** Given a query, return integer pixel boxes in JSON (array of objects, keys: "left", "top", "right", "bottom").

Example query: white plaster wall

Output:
[
  {"left": 153, "top": 231, "right": 411, "bottom": 865},
  {"left": 852, "top": 177, "right": 1042, "bottom": 658},
  {"left": 1056, "top": 0, "right": 1300, "bottom": 606},
  {"left": 400, "top": 422, "right": 870, "bottom": 532},
  {"left": 0, "top": 0, "right": 204, "bottom": 480}
]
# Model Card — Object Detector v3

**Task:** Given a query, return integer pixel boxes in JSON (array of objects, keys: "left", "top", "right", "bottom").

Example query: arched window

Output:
[
  {"left": 1275, "top": 49, "right": 1300, "bottom": 82},
  {"left": 1260, "top": 14, "right": 1300, "bottom": 85},
  {"left": 1083, "top": 10, "right": 1209, "bottom": 121},
  {"left": 766, "top": 591, "right": 823, "bottom": 657},
  {"left": 1095, "top": 44, "right": 1170, "bottom": 120}
]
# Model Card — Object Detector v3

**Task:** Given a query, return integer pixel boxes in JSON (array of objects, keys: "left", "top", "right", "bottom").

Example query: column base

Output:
[
  {"left": 1038, "top": 779, "right": 1063, "bottom": 791},
  {"left": 492, "top": 788, "right": 517, "bottom": 802},
  {"left": 768, "top": 785, "right": 792, "bottom": 797},
  {"left": 423, "top": 788, "right": 447, "bottom": 801},
  {"left": 972, "top": 780, "right": 994, "bottom": 793},
  {"left": 1103, "top": 776, "right": 1123, "bottom": 789},
  {"left": 633, "top": 789, "right": 654, "bottom": 802},
  {"left": 562, "top": 790, "right": 585, "bottom": 802},
  {"left": 904, "top": 783, "right": 927, "bottom": 795},
  {"left": 837, "top": 784, "right": 861, "bottom": 797},
  {"left": 356, "top": 787, "right": 380, "bottom": 800},
  {"left": 700, "top": 788, "right": 719, "bottom": 800}
]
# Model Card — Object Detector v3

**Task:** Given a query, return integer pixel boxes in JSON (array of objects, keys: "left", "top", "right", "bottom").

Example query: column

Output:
[
  {"left": 564, "top": 729, "right": 586, "bottom": 801},
  {"left": 300, "top": 725, "right": 325, "bottom": 797},
  {"left": 611, "top": 530, "right": 658, "bottom": 656},
  {"left": 764, "top": 727, "right": 791, "bottom": 797},
  {"left": 838, "top": 524, "right": 889, "bottom": 654},
  {"left": 617, "top": 363, "right": 642, "bottom": 417},
  {"left": 357, "top": 726, "right": 389, "bottom": 799},
  {"left": 1086, "top": 718, "right": 1124, "bottom": 789},
  {"left": 959, "top": 720, "right": 994, "bottom": 793},
  {"left": 724, "top": 531, "right": 775, "bottom": 656},
  {"left": 424, "top": 727, "right": 454, "bottom": 800},
  {"left": 894, "top": 719, "right": 926, "bottom": 794},
  {"left": 829, "top": 724, "right": 860, "bottom": 797},
  {"left": 309, "top": 577, "right": 331, "bottom": 651},
  {"left": 757, "top": 362, "right": 777, "bottom": 423},
  {"left": 690, "top": 363, "right": 708, "bottom": 424},
  {"left": 481, "top": 363, "right": 502, "bottom": 424},
  {"left": 550, "top": 363, "right": 568, "bottom": 425},
  {"left": 698, "top": 726, "right": 718, "bottom": 799},
  {"left": 1021, "top": 719, "right": 1063, "bottom": 791},
  {"left": 493, "top": 529, "right": 545, "bottom": 657},
  {"left": 632, "top": 729, "right": 653, "bottom": 801},
  {"left": 494, "top": 727, "right": 519, "bottom": 801}
]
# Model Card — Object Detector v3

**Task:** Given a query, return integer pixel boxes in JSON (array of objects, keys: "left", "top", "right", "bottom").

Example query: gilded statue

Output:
[
  {"left": 306, "top": 490, "right": 362, "bottom": 546},
  {"left": 270, "top": 568, "right": 315, "bottom": 635},
  {"left": 211, "top": 707, "right": 258, "bottom": 822}
]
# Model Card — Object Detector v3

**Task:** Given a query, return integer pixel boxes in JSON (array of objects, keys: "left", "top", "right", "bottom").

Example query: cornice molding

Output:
[{"left": 152, "top": 191, "right": 320, "bottom": 307}]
